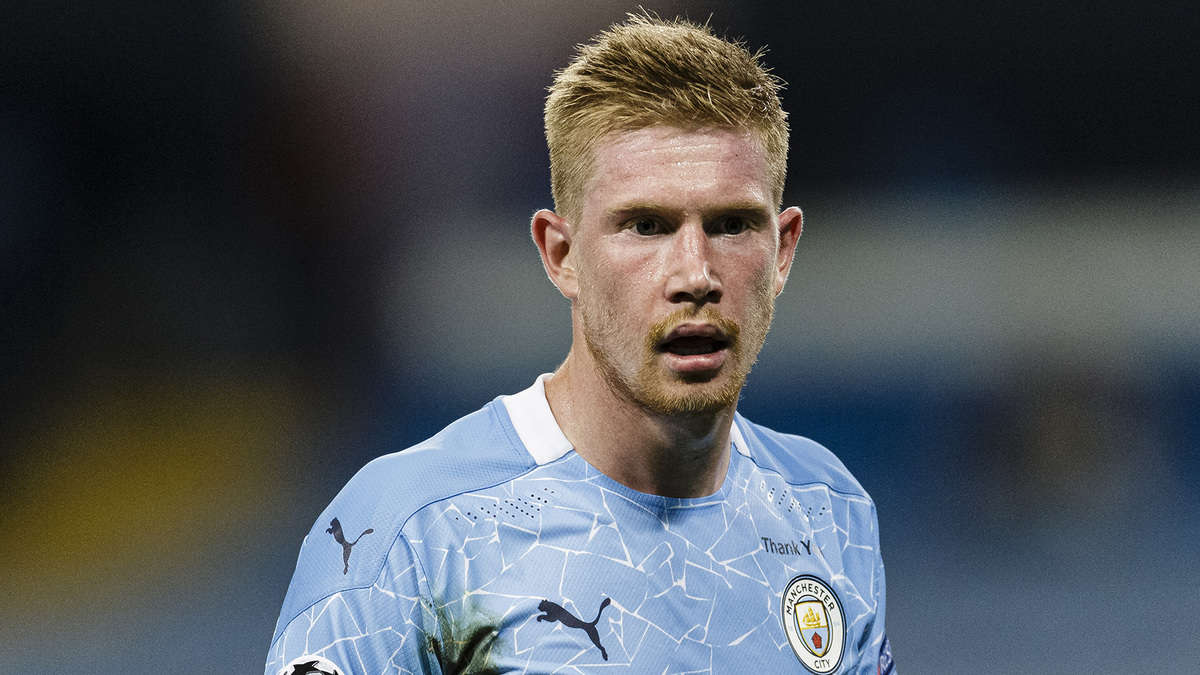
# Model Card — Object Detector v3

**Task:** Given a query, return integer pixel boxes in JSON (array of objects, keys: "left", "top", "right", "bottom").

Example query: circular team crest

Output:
[
  {"left": 280, "top": 655, "right": 345, "bottom": 675},
  {"left": 781, "top": 575, "right": 845, "bottom": 673}
]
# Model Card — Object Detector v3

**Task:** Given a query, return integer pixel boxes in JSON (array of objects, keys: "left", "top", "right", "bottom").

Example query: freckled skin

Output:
[
  {"left": 572, "top": 126, "right": 786, "bottom": 413},
  {"left": 531, "top": 125, "right": 803, "bottom": 497}
]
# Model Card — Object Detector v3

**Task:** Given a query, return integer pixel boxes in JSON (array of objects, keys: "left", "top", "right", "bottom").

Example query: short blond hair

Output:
[{"left": 545, "top": 13, "right": 789, "bottom": 223}]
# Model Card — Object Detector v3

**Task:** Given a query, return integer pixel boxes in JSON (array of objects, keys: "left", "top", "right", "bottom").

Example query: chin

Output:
[{"left": 634, "top": 373, "right": 743, "bottom": 416}]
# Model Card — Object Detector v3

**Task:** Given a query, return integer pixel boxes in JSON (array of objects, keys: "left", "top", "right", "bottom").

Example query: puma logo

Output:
[
  {"left": 288, "top": 661, "right": 339, "bottom": 675},
  {"left": 325, "top": 517, "right": 373, "bottom": 574},
  {"left": 283, "top": 655, "right": 343, "bottom": 675},
  {"left": 536, "top": 597, "right": 611, "bottom": 661}
]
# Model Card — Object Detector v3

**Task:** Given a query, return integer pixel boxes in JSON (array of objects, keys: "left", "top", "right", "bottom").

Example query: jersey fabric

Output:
[{"left": 267, "top": 375, "right": 891, "bottom": 674}]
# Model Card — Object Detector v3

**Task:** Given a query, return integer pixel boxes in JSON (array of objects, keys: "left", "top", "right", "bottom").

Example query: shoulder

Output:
[
  {"left": 336, "top": 399, "right": 535, "bottom": 514},
  {"left": 733, "top": 413, "right": 871, "bottom": 500},
  {"left": 271, "top": 398, "right": 537, "bottom": 643}
]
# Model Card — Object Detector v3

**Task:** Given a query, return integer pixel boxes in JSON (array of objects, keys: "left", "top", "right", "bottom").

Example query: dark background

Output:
[{"left": 3, "top": 1, "right": 1198, "bottom": 671}]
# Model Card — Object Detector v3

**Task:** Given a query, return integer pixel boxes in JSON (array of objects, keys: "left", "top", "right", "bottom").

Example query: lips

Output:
[{"left": 656, "top": 324, "right": 732, "bottom": 356}]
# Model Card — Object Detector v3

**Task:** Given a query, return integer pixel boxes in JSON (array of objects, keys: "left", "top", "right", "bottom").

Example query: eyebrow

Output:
[{"left": 605, "top": 201, "right": 773, "bottom": 222}]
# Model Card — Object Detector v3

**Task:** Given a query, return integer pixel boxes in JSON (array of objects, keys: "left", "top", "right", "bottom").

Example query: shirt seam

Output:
[
  {"left": 734, "top": 418, "right": 874, "bottom": 503},
  {"left": 743, "top": 456, "right": 875, "bottom": 503},
  {"left": 270, "top": 401, "right": 548, "bottom": 650}
]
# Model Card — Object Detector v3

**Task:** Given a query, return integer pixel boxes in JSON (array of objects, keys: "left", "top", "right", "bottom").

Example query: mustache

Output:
[{"left": 645, "top": 307, "right": 741, "bottom": 350}]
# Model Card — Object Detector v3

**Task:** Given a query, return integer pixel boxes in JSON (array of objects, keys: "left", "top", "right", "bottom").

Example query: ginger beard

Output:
[{"left": 577, "top": 273, "right": 776, "bottom": 417}]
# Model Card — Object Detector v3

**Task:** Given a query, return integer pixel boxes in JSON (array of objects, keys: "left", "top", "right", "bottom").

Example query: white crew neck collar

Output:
[{"left": 500, "top": 373, "right": 749, "bottom": 465}]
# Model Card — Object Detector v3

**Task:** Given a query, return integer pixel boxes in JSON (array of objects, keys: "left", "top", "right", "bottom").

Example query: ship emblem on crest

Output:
[
  {"left": 781, "top": 575, "right": 845, "bottom": 674},
  {"left": 796, "top": 601, "right": 831, "bottom": 656}
]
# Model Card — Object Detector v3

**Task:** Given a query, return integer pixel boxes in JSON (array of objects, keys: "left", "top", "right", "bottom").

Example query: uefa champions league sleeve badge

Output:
[{"left": 781, "top": 575, "right": 846, "bottom": 673}]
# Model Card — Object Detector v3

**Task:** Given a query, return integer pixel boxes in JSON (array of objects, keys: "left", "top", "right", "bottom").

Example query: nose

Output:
[{"left": 665, "top": 223, "right": 722, "bottom": 305}]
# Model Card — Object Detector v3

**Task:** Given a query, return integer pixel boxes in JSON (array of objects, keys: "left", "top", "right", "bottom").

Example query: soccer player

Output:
[{"left": 268, "top": 14, "right": 893, "bottom": 675}]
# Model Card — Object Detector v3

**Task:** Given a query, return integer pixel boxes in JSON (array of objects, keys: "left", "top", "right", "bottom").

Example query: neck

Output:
[{"left": 544, "top": 344, "right": 735, "bottom": 498}]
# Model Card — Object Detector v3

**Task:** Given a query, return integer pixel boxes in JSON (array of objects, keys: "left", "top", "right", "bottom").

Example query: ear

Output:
[
  {"left": 531, "top": 209, "right": 578, "bottom": 299},
  {"left": 773, "top": 206, "right": 804, "bottom": 296}
]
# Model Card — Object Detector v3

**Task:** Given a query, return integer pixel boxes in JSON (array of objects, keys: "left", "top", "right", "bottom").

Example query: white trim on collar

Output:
[
  {"left": 730, "top": 416, "right": 749, "bottom": 457},
  {"left": 501, "top": 373, "right": 573, "bottom": 465},
  {"left": 501, "top": 373, "right": 751, "bottom": 464}
]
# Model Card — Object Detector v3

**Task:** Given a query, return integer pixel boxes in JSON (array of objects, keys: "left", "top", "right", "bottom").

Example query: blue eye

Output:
[
  {"left": 631, "top": 219, "right": 660, "bottom": 235},
  {"left": 719, "top": 218, "right": 748, "bottom": 235}
]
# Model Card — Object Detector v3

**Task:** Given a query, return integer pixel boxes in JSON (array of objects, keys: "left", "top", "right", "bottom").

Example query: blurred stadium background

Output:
[{"left": 3, "top": 1, "right": 1198, "bottom": 671}]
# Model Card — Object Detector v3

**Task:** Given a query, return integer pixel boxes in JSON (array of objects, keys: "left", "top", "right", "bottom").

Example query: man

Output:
[{"left": 267, "top": 14, "right": 892, "bottom": 675}]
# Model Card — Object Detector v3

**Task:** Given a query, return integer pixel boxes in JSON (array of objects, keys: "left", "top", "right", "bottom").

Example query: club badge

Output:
[{"left": 782, "top": 575, "right": 845, "bottom": 673}]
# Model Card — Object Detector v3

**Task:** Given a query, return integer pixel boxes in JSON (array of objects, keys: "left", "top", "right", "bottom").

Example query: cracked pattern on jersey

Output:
[{"left": 267, "top": 450, "right": 879, "bottom": 674}]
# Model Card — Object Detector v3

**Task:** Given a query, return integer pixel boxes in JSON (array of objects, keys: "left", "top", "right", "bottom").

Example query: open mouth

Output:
[
  {"left": 660, "top": 335, "right": 730, "bottom": 356},
  {"left": 656, "top": 323, "right": 733, "bottom": 357}
]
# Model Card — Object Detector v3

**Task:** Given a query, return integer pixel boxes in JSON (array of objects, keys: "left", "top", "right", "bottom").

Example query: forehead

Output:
[{"left": 580, "top": 126, "right": 772, "bottom": 221}]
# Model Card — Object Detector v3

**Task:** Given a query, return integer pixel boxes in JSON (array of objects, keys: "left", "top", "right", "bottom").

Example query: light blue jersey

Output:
[{"left": 267, "top": 376, "right": 893, "bottom": 674}]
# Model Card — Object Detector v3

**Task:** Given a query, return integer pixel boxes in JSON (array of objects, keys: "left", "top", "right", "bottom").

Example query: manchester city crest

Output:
[{"left": 781, "top": 575, "right": 845, "bottom": 673}]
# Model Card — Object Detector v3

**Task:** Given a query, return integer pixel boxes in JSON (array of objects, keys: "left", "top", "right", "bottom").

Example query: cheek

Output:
[
  {"left": 754, "top": 260, "right": 776, "bottom": 294},
  {"left": 723, "top": 247, "right": 776, "bottom": 295},
  {"left": 587, "top": 245, "right": 657, "bottom": 295},
  {"left": 577, "top": 258, "right": 618, "bottom": 301},
  {"left": 576, "top": 251, "right": 632, "bottom": 316}
]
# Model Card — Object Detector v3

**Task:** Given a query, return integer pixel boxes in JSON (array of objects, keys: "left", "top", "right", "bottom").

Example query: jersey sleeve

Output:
[
  {"left": 265, "top": 533, "right": 442, "bottom": 675},
  {"left": 861, "top": 503, "right": 894, "bottom": 675}
]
